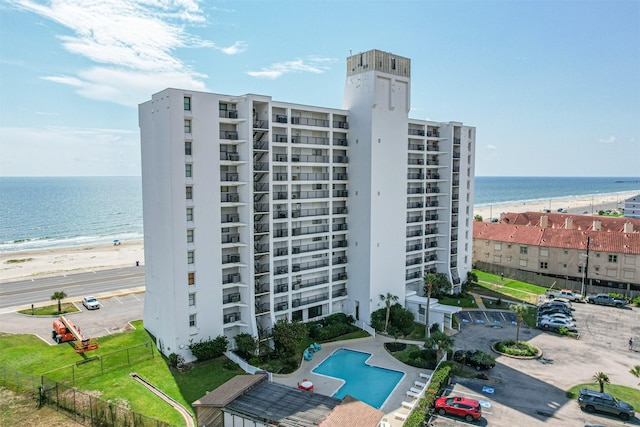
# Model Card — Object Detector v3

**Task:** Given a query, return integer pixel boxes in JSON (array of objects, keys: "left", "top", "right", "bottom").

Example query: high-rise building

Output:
[{"left": 139, "top": 49, "right": 475, "bottom": 358}]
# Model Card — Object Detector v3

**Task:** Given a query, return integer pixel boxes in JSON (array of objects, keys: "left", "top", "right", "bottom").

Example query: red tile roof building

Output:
[{"left": 473, "top": 213, "right": 640, "bottom": 296}]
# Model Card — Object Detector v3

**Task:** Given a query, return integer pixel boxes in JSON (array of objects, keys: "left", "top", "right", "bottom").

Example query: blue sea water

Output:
[
  {"left": 1, "top": 176, "right": 638, "bottom": 253},
  {"left": 0, "top": 177, "right": 143, "bottom": 253}
]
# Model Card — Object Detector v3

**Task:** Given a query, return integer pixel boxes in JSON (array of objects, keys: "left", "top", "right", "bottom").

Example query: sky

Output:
[{"left": 0, "top": 0, "right": 639, "bottom": 177}]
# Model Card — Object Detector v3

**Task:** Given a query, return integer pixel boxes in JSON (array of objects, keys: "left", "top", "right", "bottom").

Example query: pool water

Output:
[{"left": 312, "top": 348, "right": 404, "bottom": 409}]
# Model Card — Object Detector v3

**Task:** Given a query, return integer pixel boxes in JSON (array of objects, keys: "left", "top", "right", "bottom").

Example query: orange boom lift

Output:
[{"left": 52, "top": 315, "right": 99, "bottom": 353}]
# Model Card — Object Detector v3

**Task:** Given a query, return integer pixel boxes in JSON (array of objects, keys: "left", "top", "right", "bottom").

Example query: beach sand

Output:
[
  {"left": 473, "top": 191, "right": 637, "bottom": 221},
  {"left": 1, "top": 191, "right": 638, "bottom": 284},
  {"left": 0, "top": 240, "right": 144, "bottom": 283}
]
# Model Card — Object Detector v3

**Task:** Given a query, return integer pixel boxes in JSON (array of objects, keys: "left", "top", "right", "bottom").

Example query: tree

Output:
[
  {"left": 462, "top": 271, "right": 478, "bottom": 293},
  {"left": 424, "top": 273, "right": 451, "bottom": 299},
  {"left": 630, "top": 365, "right": 640, "bottom": 386},
  {"left": 234, "top": 333, "right": 258, "bottom": 359},
  {"left": 51, "top": 291, "right": 67, "bottom": 313},
  {"left": 509, "top": 303, "right": 529, "bottom": 343},
  {"left": 592, "top": 371, "right": 610, "bottom": 393},
  {"left": 473, "top": 214, "right": 483, "bottom": 222},
  {"left": 370, "top": 303, "right": 414, "bottom": 335},
  {"left": 379, "top": 293, "right": 399, "bottom": 333},
  {"left": 424, "top": 330, "right": 455, "bottom": 361},
  {"left": 272, "top": 318, "right": 308, "bottom": 356}
]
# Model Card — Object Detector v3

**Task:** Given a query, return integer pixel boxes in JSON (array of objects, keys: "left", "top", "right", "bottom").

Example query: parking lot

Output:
[
  {"left": 430, "top": 303, "right": 640, "bottom": 426},
  {"left": 0, "top": 293, "right": 145, "bottom": 344}
]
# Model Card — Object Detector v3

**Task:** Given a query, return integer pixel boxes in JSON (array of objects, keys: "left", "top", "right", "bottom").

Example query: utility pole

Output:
[{"left": 582, "top": 236, "right": 590, "bottom": 297}]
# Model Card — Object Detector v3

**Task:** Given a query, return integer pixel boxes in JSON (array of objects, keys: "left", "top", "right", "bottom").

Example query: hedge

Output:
[{"left": 403, "top": 362, "right": 452, "bottom": 427}]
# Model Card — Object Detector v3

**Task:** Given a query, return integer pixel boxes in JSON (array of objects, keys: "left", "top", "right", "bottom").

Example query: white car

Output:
[
  {"left": 538, "top": 317, "right": 576, "bottom": 331},
  {"left": 538, "top": 313, "right": 574, "bottom": 322},
  {"left": 82, "top": 296, "right": 100, "bottom": 310}
]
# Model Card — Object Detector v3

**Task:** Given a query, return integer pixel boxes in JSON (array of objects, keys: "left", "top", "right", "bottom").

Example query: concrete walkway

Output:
[{"left": 272, "top": 334, "right": 433, "bottom": 427}]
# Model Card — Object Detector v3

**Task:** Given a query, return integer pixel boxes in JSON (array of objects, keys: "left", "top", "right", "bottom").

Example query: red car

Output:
[{"left": 434, "top": 396, "right": 482, "bottom": 422}]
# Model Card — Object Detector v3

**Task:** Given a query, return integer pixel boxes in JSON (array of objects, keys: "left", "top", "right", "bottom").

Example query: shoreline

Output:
[{"left": 1, "top": 190, "right": 638, "bottom": 284}]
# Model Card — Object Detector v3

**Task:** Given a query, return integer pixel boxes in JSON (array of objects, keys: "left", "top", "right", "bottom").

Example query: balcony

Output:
[
  {"left": 291, "top": 172, "right": 330, "bottom": 181},
  {"left": 292, "top": 190, "right": 330, "bottom": 200},
  {"left": 292, "top": 242, "right": 329, "bottom": 255},
  {"left": 292, "top": 259, "right": 329, "bottom": 273},
  {"left": 222, "top": 214, "right": 240, "bottom": 223},
  {"left": 407, "top": 173, "right": 425, "bottom": 180},
  {"left": 408, "top": 129, "right": 425, "bottom": 136},
  {"left": 291, "top": 136, "right": 330, "bottom": 145},
  {"left": 275, "top": 247, "right": 288, "bottom": 257},
  {"left": 333, "top": 206, "right": 348, "bottom": 215},
  {"left": 406, "top": 244, "right": 423, "bottom": 252},
  {"left": 408, "top": 144, "right": 425, "bottom": 151},
  {"left": 406, "top": 271, "right": 421, "bottom": 280},
  {"left": 223, "top": 293, "right": 241, "bottom": 304},
  {"left": 291, "top": 117, "right": 329, "bottom": 127},
  {"left": 425, "top": 228, "right": 438, "bottom": 235},
  {"left": 334, "top": 138, "right": 348, "bottom": 146},
  {"left": 426, "top": 187, "right": 440, "bottom": 194},
  {"left": 427, "top": 130, "right": 440, "bottom": 138},
  {"left": 408, "top": 158, "right": 424, "bottom": 165},
  {"left": 220, "top": 131, "right": 238, "bottom": 140},
  {"left": 223, "top": 273, "right": 241, "bottom": 284},
  {"left": 292, "top": 225, "right": 330, "bottom": 236},
  {"left": 275, "top": 302, "right": 288, "bottom": 312},
  {"left": 406, "top": 229, "right": 422, "bottom": 237},
  {"left": 221, "top": 193, "right": 240, "bottom": 203},
  {"left": 407, "top": 187, "right": 424, "bottom": 195},
  {"left": 222, "top": 254, "right": 240, "bottom": 264},
  {"left": 292, "top": 276, "right": 329, "bottom": 291},
  {"left": 407, "top": 202, "right": 423, "bottom": 209},
  {"left": 333, "top": 120, "right": 349, "bottom": 129},
  {"left": 274, "top": 114, "right": 288, "bottom": 124},
  {"left": 333, "top": 173, "right": 348, "bottom": 181},
  {"left": 293, "top": 208, "right": 330, "bottom": 218},
  {"left": 406, "top": 258, "right": 422, "bottom": 266},
  {"left": 291, "top": 293, "right": 329, "bottom": 308},
  {"left": 426, "top": 160, "right": 439, "bottom": 166},
  {"left": 332, "top": 272, "right": 348, "bottom": 281},
  {"left": 274, "top": 173, "right": 288, "bottom": 181},
  {"left": 332, "top": 289, "right": 348, "bottom": 298},
  {"left": 273, "top": 229, "right": 288, "bottom": 238},
  {"left": 221, "top": 234, "right": 240, "bottom": 244},
  {"left": 254, "top": 263, "right": 270, "bottom": 274},
  {"left": 274, "top": 266, "right": 288, "bottom": 275},
  {"left": 332, "top": 240, "right": 348, "bottom": 248},
  {"left": 254, "top": 243, "right": 269, "bottom": 253},
  {"left": 220, "top": 152, "right": 240, "bottom": 161},
  {"left": 273, "top": 154, "right": 288, "bottom": 162},
  {"left": 332, "top": 256, "right": 347, "bottom": 265},
  {"left": 219, "top": 110, "right": 239, "bottom": 119},
  {"left": 223, "top": 312, "right": 241, "bottom": 324},
  {"left": 332, "top": 223, "right": 348, "bottom": 232},
  {"left": 407, "top": 216, "right": 423, "bottom": 223},
  {"left": 332, "top": 155, "right": 349, "bottom": 164},
  {"left": 221, "top": 173, "right": 239, "bottom": 182}
]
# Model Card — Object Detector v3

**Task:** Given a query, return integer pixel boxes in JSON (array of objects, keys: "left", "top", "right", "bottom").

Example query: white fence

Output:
[{"left": 224, "top": 351, "right": 272, "bottom": 381}]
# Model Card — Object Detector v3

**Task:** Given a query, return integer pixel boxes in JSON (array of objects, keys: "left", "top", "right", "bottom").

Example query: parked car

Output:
[
  {"left": 586, "top": 294, "right": 627, "bottom": 307},
  {"left": 539, "top": 301, "right": 574, "bottom": 311},
  {"left": 453, "top": 349, "right": 496, "bottom": 370},
  {"left": 537, "top": 317, "right": 577, "bottom": 332},
  {"left": 577, "top": 388, "right": 635, "bottom": 421},
  {"left": 434, "top": 396, "right": 482, "bottom": 422},
  {"left": 537, "top": 313, "right": 575, "bottom": 322},
  {"left": 82, "top": 296, "right": 100, "bottom": 310},
  {"left": 545, "top": 289, "right": 582, "bottom": 302}
]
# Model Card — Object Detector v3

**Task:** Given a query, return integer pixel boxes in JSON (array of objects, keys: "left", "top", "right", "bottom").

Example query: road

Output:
[{"left": 0, "top": 266, "right": 145, "bottom": 310}]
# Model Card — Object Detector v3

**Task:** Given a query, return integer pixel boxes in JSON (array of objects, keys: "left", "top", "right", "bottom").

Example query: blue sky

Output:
[{"left": 1, "top": 0, "right": 639, "bottom": 177}]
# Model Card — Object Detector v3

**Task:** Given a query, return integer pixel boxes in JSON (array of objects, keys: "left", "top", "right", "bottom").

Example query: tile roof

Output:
[
  {"left": 499, "top": 212, "right": 640, "bottom": 232},
  {"left": 192, "top": 374, "right": 265, "bottom": 407},
  {"left": 473, "top": 221, "right": 640, "bottom": 254},
  {"left": 320, "top": 395, "right": 385, "bottom": 427}
]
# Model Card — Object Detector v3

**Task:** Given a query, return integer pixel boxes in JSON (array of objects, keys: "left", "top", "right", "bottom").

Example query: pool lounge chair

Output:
[
  {"left": 409, "top": 387, "right": 422, "bottom": 394},
  {"left": 419, "top": 372, "right": 431, "bottom": 380},
  {"left": 402, "top": 400, "right": 416, "bottom": 409},
  {"left": 406, "top": 390, "right": 420, "bottom": 398},
  {"left": 394, "top": 412, "right": 408, "bottom": 421},
  {"left": 414, "top": 380, "right": 426, "bottom": 388}
]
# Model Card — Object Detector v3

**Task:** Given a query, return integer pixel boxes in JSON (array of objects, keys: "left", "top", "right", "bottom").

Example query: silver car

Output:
[{"left": 82, "top": 296, "right": 100, "bottom": 310}]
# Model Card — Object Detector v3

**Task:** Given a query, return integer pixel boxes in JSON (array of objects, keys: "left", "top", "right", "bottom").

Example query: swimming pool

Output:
[{"left": 312, "top": 348, "right": 404, "bottom": 409}]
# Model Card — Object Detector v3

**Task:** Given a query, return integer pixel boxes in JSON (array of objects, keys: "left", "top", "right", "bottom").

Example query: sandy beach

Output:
[
  {"left": 473, "top": 191, "right": 637, "bottom": 221},
  {"left": 0, "top": 240, "right": 144, "bottom": 283},
  {"left": 1, "top": 191, "right": 638, "bottom": 284}
]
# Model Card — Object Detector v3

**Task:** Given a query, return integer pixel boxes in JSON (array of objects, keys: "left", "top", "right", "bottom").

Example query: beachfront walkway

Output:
[{"left": 272, "top": 334, "right": 432, "bottom": 427}]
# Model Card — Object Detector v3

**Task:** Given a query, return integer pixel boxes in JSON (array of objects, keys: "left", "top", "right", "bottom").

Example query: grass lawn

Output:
[
  {"left": 566, "top": 383, "right": 640, "bottom": 409},
  {"left": 17, "top": 302, "right": 79, "bottom": 316},
  {"left": 438, "top": 294, "right": 476, "bottom": 308},
  {"left": 0, "top": 320, "right": 245, "bottom": 426},
  {"left": 474, "top": 271, "right": 548, "bottom": 304}
]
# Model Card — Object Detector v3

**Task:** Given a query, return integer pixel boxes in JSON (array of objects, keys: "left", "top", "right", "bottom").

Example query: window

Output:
[
  {"left": 606, "top": 269, "right": 616, "bottom": 277},
  {"left": 493, "top": 255, "right": 502, "bottom": 263},
  {"left": 184, "top": 96, "right": 191, "bottom": 111},
  {"left": 519, "top": 259, "right": 527, "bottom": 267},
  {"left": 187, "top": 229, "right": 194, "bottom": 243},
  {"left": 623, "top": 270, "right": 635, "bottom": 279},
  {"left": 219, "top": 103, "right": 227, "bottom": 111},
  {"left": 625, "top": 255, "right": 635, "bottom": 265},
  {"left": 189, "top": 314, "right": 196, "bottom": 327},
  {"left": 185, "top": 141, "right": 192, "bottom": 156},
  {"left": 390, "top": 57, "right": 396, "bottom": 70},
  {"left": 494, "top": 243, "right": 502, "bottom": 251},
  {"left": 185, "top": 164, "right": 192, "bottom": 178},
  {"left": 608, "top": 254, "right": 617, "bottom": 263},
  {"left": 519, "top": 246, "right": 528, "bottom": 254},
  {"left": 539, "top": 247, "right": 549, "bottom": 257},
  {"left": 184, "top": 119, "right": 192, "bottom": 133},
  {"left": 292, "top": 310, "right": 303, "bottom": 321},
  {"left": 188, "top": 272, "right": 195, "bottom": 285},
  {"left": 540, "top": 262, "right": 548, "bottom": 269},
  {"left": 186, "top": 186, "right": 193, "bottom": 199},
  {"left": 188, "top": 293, "right": 196, "bottom": 306},
  {"left": 187, "top": 251, "right": 195, "bottom": 264},
  {"left": 308, "top": 305, "right": 322, "bottom": 318},
  {"left": 186, "top": 208, "right": 193, "bottom": 222},
  {"left": 578, "top": 266, "right": 584, "bottom": 274}
]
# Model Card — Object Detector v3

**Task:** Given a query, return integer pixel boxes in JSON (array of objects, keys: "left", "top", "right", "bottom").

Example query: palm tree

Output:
[
  {"left": 379, "top": 293, "right": 398, "bottom": 333},
  {"left": 592, "top": 371, "right": 610, "bottom": 393},
  {"left": 509, "top": 303, "right": 529, "bottom": 343},
  {"left": 424, "top": 273, "right": 437, "bottom": 338},
  {"left": 51, "top": 291, "right": 67, "bottom": 314},
  {"left": 425, "top": 330, "right": 455, "bottom": 361},
  {"left": 630, "top": 365, "right": 640, "bottom": 385}
]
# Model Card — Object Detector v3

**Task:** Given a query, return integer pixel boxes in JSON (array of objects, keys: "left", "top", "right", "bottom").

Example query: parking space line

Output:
[{"left": 113, "top": 295, "right": 123, "bottom": 304}]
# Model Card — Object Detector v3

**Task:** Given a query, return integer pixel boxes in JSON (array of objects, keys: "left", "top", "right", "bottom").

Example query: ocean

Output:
[{"left": 1, "top": 176, "right": 639, "bottom": 253}]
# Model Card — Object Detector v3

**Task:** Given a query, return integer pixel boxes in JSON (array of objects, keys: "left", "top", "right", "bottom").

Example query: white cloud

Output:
[
  {"left": 0, "top": 126, "right": 140, "bottom": 176},
  {"left": 10, "top": 0, "right": 237, "bottom": 105},
  {"left": 217, "top": 41, "right": 247, "bottom": 55},
  {"left": 487, "top": 144, "right": 497, "bottom": 150},
  {"left": 598, "top": 136, "right": 616, "bottom": 144},
  {"left": 247, "top": 57, "right": 336, "bottom": 79}
]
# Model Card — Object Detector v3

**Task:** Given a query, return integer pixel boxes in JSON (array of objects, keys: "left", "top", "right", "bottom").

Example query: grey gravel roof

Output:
[{"left": 225, "top": 381, "right": 341, "bottom": 426}]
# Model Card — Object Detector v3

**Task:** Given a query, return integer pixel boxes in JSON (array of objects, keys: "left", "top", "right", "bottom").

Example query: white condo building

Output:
[{"left": 139, "top": 49, "right": 476, "bottom": 358}]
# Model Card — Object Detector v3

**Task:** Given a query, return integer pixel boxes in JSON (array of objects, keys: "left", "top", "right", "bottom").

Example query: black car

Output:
[
  {"left": 577, "top": 388, "right": 635, "bottom": 421},
  {"left": 453, "top": 350, "right": 496, "bottom": 370}
]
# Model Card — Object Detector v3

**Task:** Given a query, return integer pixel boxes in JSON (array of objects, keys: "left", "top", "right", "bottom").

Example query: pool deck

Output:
[{"left": 272, "top": 334, "right": 432, "bottom": 427}]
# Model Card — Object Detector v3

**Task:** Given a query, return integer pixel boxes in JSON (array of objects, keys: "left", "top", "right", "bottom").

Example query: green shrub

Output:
[
  {"left": 223, "top": 360, "right": 239, "bottom": 370},
  {"left": 188, "top": 335, "right": 229, "bottom": 362},
  {"left": 404, "top": 363, "right": 453, "bottom": 426},
  {"left": 167, "top": 352, "right": 179, "bottom": 368},
  {"left": 633, "top": 296, "right": 640, "bottom": 307},
  {"left": 495, "top": 340, "right": 538, "bottom": 357}
]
